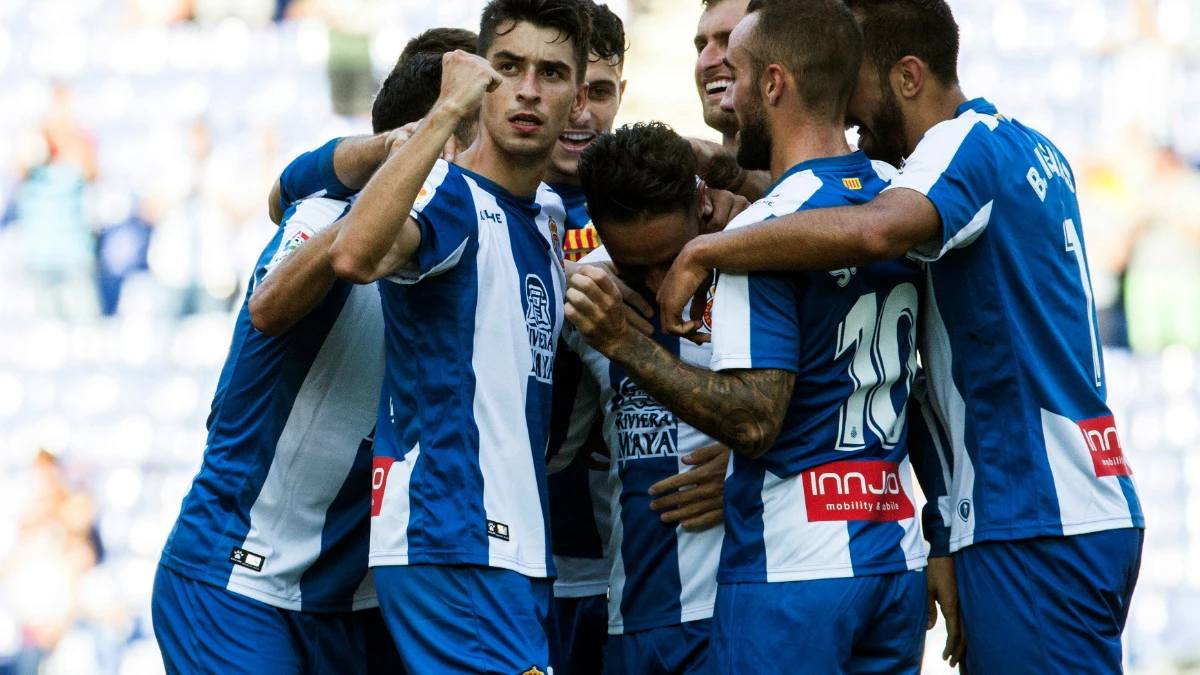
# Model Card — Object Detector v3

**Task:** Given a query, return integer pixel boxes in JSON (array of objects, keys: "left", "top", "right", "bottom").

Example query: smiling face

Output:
[
  {"left": 546, "top": 55, "right": 625, "bottom": 184},
  {"left": 845, "top": 56, "right": 908, "bottom": 167},
  {"left": 480, "top": 20, "right": 585, "bottom": 163},
  {"left": 694, "top": 0, "right": 748, "bottom": 137},
  {"left": 719, "top": 14, "right": 771, "bottom": 171}
]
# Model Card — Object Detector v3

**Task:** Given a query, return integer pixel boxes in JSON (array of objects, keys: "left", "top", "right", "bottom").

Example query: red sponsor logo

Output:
[
  {"left": 371, "top": 457, "right": 395, "bottom": 517},
  {"left": 801, "top": 460, "right": 915, "bottom": 522},
  {"left": 1078, "top": 415, "right": 1132, "bottom": 477}
]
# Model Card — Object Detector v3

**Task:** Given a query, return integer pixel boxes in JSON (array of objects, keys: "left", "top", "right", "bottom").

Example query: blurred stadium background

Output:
[{"left": 0, "top": 0, "right": 1197, "bottom": 673}]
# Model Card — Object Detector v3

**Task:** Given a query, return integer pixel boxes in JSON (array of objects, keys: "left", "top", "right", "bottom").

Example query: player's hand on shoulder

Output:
[
  {"left": 658, "top": 241, "right": 710, "bottom": 338},
  {"left": 437, "top": 50, "right": 501, "bottom": 120},
  {"left": 384, "top": 122, "right": 420, "bottom": 157},
  {"left": 385, "top": 121, "right": 459, "bottom": 162},
  {"left": 702, "top": 187, "right": 751, "bottom": 235}
]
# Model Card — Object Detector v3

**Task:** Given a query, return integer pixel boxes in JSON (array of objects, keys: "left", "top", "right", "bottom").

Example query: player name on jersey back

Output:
[
  {"left": 709, "top": 152, "right": 927, "bottom": 584},
  {"left": 887, "top": 98, "right": 1142, "bottom": 553}
]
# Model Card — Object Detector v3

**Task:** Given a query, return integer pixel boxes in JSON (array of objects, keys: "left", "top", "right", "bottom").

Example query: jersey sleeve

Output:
[
  {"left": 386, "top": 160, "right": 476, "bottom": 285},
  {"left": 709, "top": 269, "right": 801, "bottom": 373},
  {"left": 886, "top": 115, "right": 1000, "bottom": 262},
  {"left": 259, "top": 197, "right": 351, "bottom": 279},
  {"left": 278, "top": 138, "right": 357, "bottom": 208},
  {"left": 906, "top": 372, "right": 952, "bottom": 557}
]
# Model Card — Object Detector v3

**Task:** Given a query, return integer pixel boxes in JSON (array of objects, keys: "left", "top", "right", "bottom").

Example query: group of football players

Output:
[{"left": 149, "top": 1, "right": 1146, "bottom": 674}]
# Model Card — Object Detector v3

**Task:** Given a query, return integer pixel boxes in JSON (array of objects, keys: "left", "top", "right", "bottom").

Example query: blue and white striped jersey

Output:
[
  {"left": 709, "top": 152, "right": 927, "bottom": 584},
  {"left": 546, "top": 340, "right": 614, "bottom": 599},
  {"left": 161, "top": 195, "right": 385, "bottom": 613},
  {"left": 369, "top": 159, "right": 567, "bottom": 579},
  {"left": 888, "top": 98, "right": 1143, "bottom": 554},
  {"left": 546, "top": 182, "right": 611, "bottom": 599},
  {"left": 564, "top": 248, "right": 723, "bottom": 634}
]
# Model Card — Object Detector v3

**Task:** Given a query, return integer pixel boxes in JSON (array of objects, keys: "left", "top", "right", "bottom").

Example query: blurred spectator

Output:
[
  {"left": 0, "top": 451, "right": 99, "bottom": 675},
  {"left": 1124, "top": 146, "right": 1200, "bottom": 352},
  {"left": 9, "top": 86, "right": 99, "bottom": 321}
]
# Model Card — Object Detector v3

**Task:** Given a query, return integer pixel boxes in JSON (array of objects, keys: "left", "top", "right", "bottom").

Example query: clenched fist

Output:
[{"left": 437, "top": 50, "right": 502, "bottom": 120}]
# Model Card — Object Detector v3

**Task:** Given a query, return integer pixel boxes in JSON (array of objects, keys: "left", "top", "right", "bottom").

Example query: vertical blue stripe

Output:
[
  {"left": 388, "top": 229, "right": 487, "bottom": 563},
  {"left": 298, "top": 429, "right": 375, "bottom": 611}
]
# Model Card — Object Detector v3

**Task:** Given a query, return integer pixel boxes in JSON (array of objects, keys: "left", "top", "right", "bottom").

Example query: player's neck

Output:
[
  {"left": 769, "top": 120, "right": 852, "bottom": 183},
  {"left": 544, "top": 166, "right": 579, "bottom": 187},
  {"left": 906, "top": 83, "right": 969, "bottom": 155},
  {"left": 721, "top": 132, "right": 739, "bottom": 155},
  {"left": 455, "top": 137, "right": 548, "bottom": 198}
]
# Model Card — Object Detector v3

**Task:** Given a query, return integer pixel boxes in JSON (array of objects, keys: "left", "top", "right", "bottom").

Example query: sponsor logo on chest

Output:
[
  {"left": 801, "top": 459, "right": 915, "bottom": 522},
  {"left": 612, "top": 378, "right": 678, "bottom": 465},
  {"left": 525, "top": 275, "right": 555, "bottom": 384}
]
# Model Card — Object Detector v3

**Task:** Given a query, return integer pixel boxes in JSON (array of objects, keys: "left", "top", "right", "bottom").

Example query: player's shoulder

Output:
[
  {"left": 868, "top": 159, "right": 900, "bottom": 184},
  {"left": 282, "top": 195, "right": 352, "bottom": 233},
  {"left": 536, "top": 181, "right": 568, "bottom": 220},
  {"left": 725, "top": 170, "right": 823, "bottom": 231},
  {"left": 910, "top": 107, "right": 1004, "bottom": 168},
  {"left": 412, "top": 159, "right": 466, "bottom": 214}
]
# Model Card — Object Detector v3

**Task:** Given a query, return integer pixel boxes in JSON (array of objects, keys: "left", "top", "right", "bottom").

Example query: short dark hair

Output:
[
  {"left": 587, "top": 2, "right": 627, "bottom": 66},
  {"left": 578, "top": 122, "right": 699, "bottom": 226},
  {"left": 743, "top": 0, "right": 863, "bottom": 124},
  {"left": 398, "top": 27, "right": 478, "bottom": 63},
  {"left": 479, "top": 0, "right": 592, "bottom": 84},
  {"left": 843, "top": 0, "right": 960, "bottom": 85},
  {"left": 371, "top": 52, "right": 442, "bottom": 133}
]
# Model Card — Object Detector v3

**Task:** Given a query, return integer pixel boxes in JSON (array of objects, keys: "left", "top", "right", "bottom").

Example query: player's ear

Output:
[
  {"left": 891, "top": 56, "right": 925, "bottom": 102},
  {"left": 619, "top": 79, "right": 628, "bottom": 99},
  {"left": 570, "top": 81, "right": 589, "bottom": 122},
  {"left": 763, "top": 63, "right": 787, "bottom": 106},
  {"left": 697, "top": 180, "right": 711, "bottom": 219}
]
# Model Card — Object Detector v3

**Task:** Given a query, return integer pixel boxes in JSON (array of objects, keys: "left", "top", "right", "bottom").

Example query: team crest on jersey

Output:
[
  {"left": 525, "top": 275, "right": 555, "bottom": 384},
  {"left": 611, "top": 378, "right": 678, "bottom": 465},
  {"left": 547, "top": 217, "right": 565, "bottom": 268},
  {"left": 701, "top": 274, "right": 718, "bottom": 331},
  {"left": 269, "top": 230, "right": 310, "bottom": 265},
  {"left": 519, "top": 667, "right": 545, "bottom": 675}
]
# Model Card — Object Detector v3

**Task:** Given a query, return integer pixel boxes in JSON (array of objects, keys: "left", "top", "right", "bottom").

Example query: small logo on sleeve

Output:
[
  {"left": 487, "top": 520, "right": 510, "bottom": 541},
  {"left": 229, "top": 547, "right": 265, "bottom": 572},
  {"left": 269, "top": 231, "right": 310, "bottom": 265},
  {"left": 1078, "top": 415, "right": 1132, "bottom": 477},
  {"left": 958, "top": 499, "right": 971, "bottom": 522},
  {"left": 842, "top": 177, "right": 863, "bottom": 190},
  {"left": 801, "top": 460, "right": 915, "bottom": 522}
]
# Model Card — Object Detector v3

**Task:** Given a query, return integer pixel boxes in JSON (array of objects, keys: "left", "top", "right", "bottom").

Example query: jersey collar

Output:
[
  {"left": 956, "top": 97, "right": 998, "bottom": 118},
  {"left": 455, "top": 163, "right": 540, "bottom": 213},
  {"left": 768, "top": 150, "right": 871, "bottom": 194}
]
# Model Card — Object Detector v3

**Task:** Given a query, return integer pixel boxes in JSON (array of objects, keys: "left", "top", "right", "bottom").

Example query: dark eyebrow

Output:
[
  {"left": 537, "top": 59, "right": 572, "bottom": 74},
  {"left": 587, "top": 76, "right": 618, "bottom": 89},
  {"left": 493, "top": 50, "right": 525, "bottom": 63}
]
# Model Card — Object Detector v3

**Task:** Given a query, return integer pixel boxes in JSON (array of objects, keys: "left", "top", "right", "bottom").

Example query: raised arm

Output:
[
  {"left": 565, "top": 266, "right": 794, "bottom": 459},
  {"left": 658, "top": 188, "right": 940, "bottom": 335},
  {"left": 249, "top": 217, "right": 344, "bottom": 335},
  {"left": 329, "top": 51, "right": 499, "bottom": 284}
]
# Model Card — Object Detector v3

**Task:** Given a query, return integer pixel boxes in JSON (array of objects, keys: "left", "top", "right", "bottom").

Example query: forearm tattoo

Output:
[{"left": 612, "top": 333, "right": 794, "bottom": 458}]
